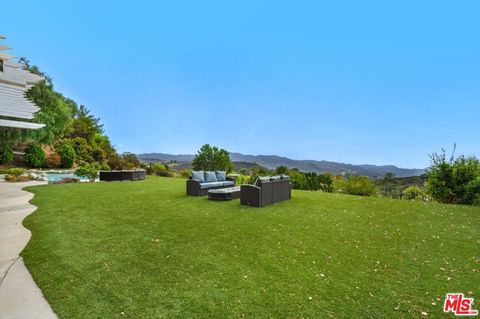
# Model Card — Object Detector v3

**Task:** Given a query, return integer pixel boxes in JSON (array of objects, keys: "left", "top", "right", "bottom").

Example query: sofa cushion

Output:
[
  {"left": 199, "top": 181, "right": 224, "bottom": 189},
  {"left": 222, "top": 180, "right": 235, "bottom": 187},
  {"left": 192, "top": 170, "right": 205, "bottom": 182},
  {"left": 281, "top": 174, "right": 290, "bottom": 180},
  {"left": 204, "top": 171, "right": 217, "bottom": 182},
  {"left": 215, "top": 171, "right": 226, "bottom": 181},
  {"left": 255, "top": 176, "right": 270, "bottom": 187},
  {"left": 270, "top": 175, "right": 281, "bottom": 181}
]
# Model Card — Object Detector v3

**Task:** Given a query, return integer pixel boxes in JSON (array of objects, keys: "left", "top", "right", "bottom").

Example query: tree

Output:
[
  {"left": 383, "top": 172, "right": 395, "bottom": 196},
  {"left": 191, "top": 144, "right": 233, "bottom": 173},
  {"left": 426, "top": 146, "right": 480, "bottom": 205},
  {"left": 21, "top": 60, "right": 72, "bottom": 145},
  {"left": 275, "top": 165, "right": 289, "bottom": 175},
  {"left": 121, "top": 152, "right": 141, "bottom": 169}
]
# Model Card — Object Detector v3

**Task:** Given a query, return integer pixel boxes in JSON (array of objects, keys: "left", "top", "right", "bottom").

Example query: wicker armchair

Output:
[{"left": 240, "top": 177, "right": 291, "bottom": 207}]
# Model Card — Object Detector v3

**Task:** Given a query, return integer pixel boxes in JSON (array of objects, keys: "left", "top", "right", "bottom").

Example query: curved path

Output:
[{"left": 0, "top": 177, "right": 56, "bottom": 319}]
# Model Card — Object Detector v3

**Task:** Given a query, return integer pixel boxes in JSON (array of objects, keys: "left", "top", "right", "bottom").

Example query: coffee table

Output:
[{"left": 208, "top": 186, "right": 241, "bottom": 201}]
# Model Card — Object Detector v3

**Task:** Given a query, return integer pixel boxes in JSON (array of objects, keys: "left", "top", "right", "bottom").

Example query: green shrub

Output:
[
  {"left": 56, "top": 143, "right": 76, "bottom": 168},
  {"left": 289, "top": 171, "right": 333, "bottom": 192},
  {"left": 24, "top": 144, "right": 45, "bottom": 168},
  {"left": 234, "top": 174, "right": 250, "bottom": 185},
  {"left": 426, "top": 147, "right": 480, "bottom": 205},
  {"left": 0, "top": 143, "right": 14, "bottom": 164},
  {"left": 275, "top": 165, "right": 289, "bottom": 175},
  {"left": 99, "top": 162, "right": 110, "bottom": 171},
  {"left": 4, "top": 167, "right": 34, "bottom": 182},
  {"left": 336, "top": 175, "right": 378, "bottom": 196},
  {"left": 178, "top": 168, "right": 191, "bottom": 179},
  {"left": 403, "top": 186, "right": 427, "bottom": 201},
  {"left": 6, "top": 167, "right": 26, "bottom": 177},
  {"left": 65, "top": 137, "right": 93, "bottom": 163},
  {"left": 149, "top": 163, "right": 174, "bottom": 177},
  {"left": 92, "top": 147, "right": 106, "bottom": 163},
  {"left": 75, "top": 163, "right": 100, "bottom": 182}
]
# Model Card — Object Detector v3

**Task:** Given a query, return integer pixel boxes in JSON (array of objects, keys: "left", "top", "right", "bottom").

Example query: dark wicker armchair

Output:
[{"left": 240, "top": 178, "right": 291, "bottom": 207}]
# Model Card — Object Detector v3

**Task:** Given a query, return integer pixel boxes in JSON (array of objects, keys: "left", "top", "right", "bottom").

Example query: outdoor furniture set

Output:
[{"left": 187, "top": 171, "right": 291, "bottom": 207}]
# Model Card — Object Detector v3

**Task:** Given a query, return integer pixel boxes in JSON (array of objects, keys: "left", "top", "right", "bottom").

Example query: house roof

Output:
[{"left": 0, "top": 36, "right": 45, "bottom": 129}]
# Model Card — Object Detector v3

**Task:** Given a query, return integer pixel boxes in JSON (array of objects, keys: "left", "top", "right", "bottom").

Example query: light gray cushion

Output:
[
  {"left": 281, "top": 174, "right": 290, "bottom": 180},
  {"left": 255, "top": 176, "right": 270, "bottom": 186},
  {"left": 199, "top": 181, "right": 224, "bottom": 189},
  {"left": 192, "top": 170, "right": 205, "bottom": 182},
  {"left": 270, "top": 175, "right": 281, "bottom": 180},
  {"left": 204, "top": 171, "right": 217, "bottom": 182},
  {"left": 222, "top": 180, "right": 234, "bottom": 187},
  {"left": 215, "top": 171, "right": 226, "bottom": 181}
]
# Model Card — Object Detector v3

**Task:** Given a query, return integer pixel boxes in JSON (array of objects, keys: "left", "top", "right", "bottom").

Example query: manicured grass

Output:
[{"left": 23, "top": 177, "right": 479, "bottom": 318}]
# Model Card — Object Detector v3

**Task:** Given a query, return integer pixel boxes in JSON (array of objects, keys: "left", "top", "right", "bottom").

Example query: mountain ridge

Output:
[{"left": 138, "top": 152, "right": 426, "bottom": 178}]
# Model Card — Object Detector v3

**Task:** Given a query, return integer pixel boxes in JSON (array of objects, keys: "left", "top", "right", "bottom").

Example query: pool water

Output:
[{"left": 31, "top": 171, "right": 93, "bottom": 182}]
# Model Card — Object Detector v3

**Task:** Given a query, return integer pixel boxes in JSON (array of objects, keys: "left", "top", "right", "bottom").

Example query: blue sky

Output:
[{"left": 2, "top": 1, "right": 479, "bottom": 168}]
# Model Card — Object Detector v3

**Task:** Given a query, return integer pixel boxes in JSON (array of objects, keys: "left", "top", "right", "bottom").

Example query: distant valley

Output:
[{"left": 138, "top": 152, "right": 425, "bottom": 178}]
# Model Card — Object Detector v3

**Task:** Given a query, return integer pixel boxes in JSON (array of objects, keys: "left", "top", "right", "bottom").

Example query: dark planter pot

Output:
[{"left": 99, "top": 170, "right": 146, "bottom": 182}]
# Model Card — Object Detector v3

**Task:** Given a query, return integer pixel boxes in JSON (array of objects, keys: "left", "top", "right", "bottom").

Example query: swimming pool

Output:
[{"left": 31, "top": 171, "right": 96, "bottom": 182}]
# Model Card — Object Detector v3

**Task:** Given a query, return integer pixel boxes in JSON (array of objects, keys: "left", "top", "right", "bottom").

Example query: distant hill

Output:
[{"left": 138, "top": 152, "right": 425, "bottom": 178}]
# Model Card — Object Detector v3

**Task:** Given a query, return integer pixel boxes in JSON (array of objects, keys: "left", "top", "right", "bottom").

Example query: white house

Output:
[{"left": 0, "top": 35, "right": 44, "bottom": 129}]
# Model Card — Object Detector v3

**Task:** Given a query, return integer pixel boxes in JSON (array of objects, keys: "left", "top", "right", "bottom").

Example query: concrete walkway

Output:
[{"left": 0, "top": 177, "right": 57, "bottom": 319}]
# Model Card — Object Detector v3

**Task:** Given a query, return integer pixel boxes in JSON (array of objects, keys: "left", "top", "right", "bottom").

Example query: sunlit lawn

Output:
[{"left": 23, "top": 176, "right": 479, "bottom": 318}]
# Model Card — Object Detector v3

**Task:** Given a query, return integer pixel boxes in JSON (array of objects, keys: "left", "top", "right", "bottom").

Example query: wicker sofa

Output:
[
  {"left": 99, "top": 170, "right": 146, "bottom": 182},
  {"left": 186, "top": 170, "right": 236, "bottom": 196},
  {"left": 240, "top": 175, "right": 291, "bottom": 207}
]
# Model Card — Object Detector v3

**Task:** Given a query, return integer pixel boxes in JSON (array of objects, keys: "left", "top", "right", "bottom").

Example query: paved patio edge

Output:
[{"left": 0, "top": 178, "right": 57, "bottom": 319}]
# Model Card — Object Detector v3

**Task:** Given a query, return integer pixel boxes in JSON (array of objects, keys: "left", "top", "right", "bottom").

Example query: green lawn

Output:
[{"left": 23, "top": 177, "right": 479, "bottom": 318}]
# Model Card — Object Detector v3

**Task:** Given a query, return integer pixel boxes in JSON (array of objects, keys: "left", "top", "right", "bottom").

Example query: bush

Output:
[
  {"left": 275, "top": 165, "right": 289, "bottom": 175},
  {"left": 403, "top": 186, "right": 427, "bottom": 201},
  {"left": 289, "top": 171, "right": 333, "bottom": 192},
  {"left": 234, "top": 174, "right": 250, "bottom": 185},
  {"left": 107, "top": 153, "right": 123, "bottom": 170},
  {"left": 336, "top": 175, "right": 378, "bottom": 196},
  {"left": 45, "top": 152, "right": 61, "bottom": 168},
  {"left": 75, "top": 163, "right": 100, "bottom": 182},
  {"left": 65, "top": 137, "right": 93, "bottom": 163},
  {"left": 0, "top": 143, "right": 14, "bottom": 164},
  {"left": 56, "top": 143, "right": 76, "bottom": 168},
  {"left": 51, "top": 177, "right": 80, "bottom": 184},
  {"left": 178, "top": 168, "right": 191, "bottom": 179},
  {"left": 4, "top": 175, "right": 33, "bottom": 182},
  {"left": 6, "top": 167, "right": 26, "bottom": 177},
  {"left": 148, "top": 163, "right": 174, "bottom": 177},
  {"left": 92, "top": 147, "right": 106, "bottom": 163},
  {"left": 426, "top": 147, "right": 480, "bottom": 205},
  {"left": 24, "top": 144, "right": 45, "bottom": 168},
  {"left": 5, "top": 168, "right": 35, "bottom": 182}
]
